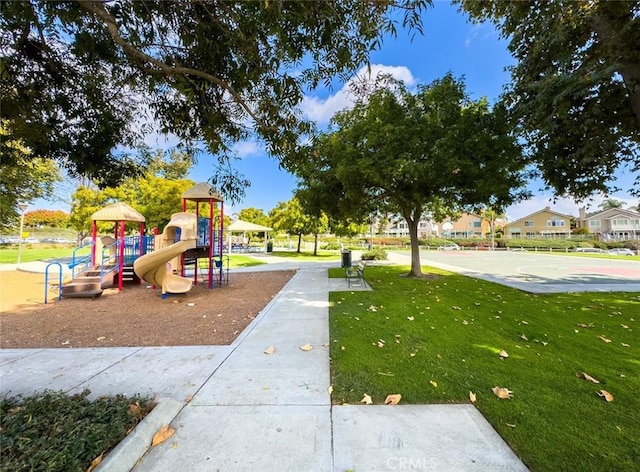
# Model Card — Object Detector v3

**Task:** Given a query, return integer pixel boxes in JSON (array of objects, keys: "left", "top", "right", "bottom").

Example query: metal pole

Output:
[{"left": 17, "top": 203, "right": 28, "bottom": 264}]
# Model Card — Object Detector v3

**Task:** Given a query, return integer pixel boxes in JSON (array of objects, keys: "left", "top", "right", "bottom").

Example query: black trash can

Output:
[
  {"left": 266, "top": 241, "right": 273, "bottom": 253},
  {"left": 341, "top": 250, "right": 352, "bottom": 268}
]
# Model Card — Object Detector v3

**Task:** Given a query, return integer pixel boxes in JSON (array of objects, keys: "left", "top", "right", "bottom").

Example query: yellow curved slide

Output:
[
  {"left": 133, "top": 240, "right": 196, "bottom": 296},
  {"left": 133, "top": 212, "right": 198, "bottom": 296}
]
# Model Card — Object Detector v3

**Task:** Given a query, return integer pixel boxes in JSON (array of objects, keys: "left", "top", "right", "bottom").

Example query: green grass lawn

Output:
[
  {"left": 0, "top": 245, "right": 76, "bottom": 264},
  {"left": 197, "top": 254, "right": 265, "bottom": 269},
  {"left": 328, "top": 265, "right": 639, "bottom": 472}
]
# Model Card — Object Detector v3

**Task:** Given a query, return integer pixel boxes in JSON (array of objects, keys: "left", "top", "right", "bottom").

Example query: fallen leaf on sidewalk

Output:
[
  {"left": 264, "top": 346, "right": 276, "bottom": 355},
  {"left": 384, "top": 394, "right": 402, "bottom": 405},
  {"left": 185, "top": 395, "right": 193, "bottom": 403},
  {"left": 299, "top": 343, "right": 313, "bottom": 351},
  {"left": 152, "top": 424, "right": 175, "bottom": 446},
  {"left": 327, "top": 386, "right": 333, "bottom": 395},
  {"left": 361, "top": 393, "right": 373, "bottom": 405}
]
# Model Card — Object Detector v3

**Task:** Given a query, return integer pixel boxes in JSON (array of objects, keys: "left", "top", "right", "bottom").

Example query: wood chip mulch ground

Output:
[{"left": 0, "top": 269, "right": 296, "bottom": 349}]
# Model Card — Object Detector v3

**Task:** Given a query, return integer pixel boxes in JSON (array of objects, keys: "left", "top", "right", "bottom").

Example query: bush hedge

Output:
[{"left": 0, "top": 390, "right": 154, "bottom": 472}]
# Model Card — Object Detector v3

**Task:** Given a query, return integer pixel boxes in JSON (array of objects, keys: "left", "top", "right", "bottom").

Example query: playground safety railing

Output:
[{"left": 68, "top": 240, "right": 92, "bottom": 278}]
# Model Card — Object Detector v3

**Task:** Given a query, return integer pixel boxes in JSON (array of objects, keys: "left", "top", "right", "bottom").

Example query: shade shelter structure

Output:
[
  {"left": 181, "top": 182, "right": 225, "bottom": 288},
  {"left": 227, "top": 219, "right": 273, "bottom": 253},
  {"left": 91, "top": 202, "right": 146, "bottom": 291}
]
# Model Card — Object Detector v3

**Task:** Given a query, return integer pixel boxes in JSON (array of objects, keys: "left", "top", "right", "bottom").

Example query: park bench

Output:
[{"left": 346, "top": 260, "right": 366, "bottom": 287}]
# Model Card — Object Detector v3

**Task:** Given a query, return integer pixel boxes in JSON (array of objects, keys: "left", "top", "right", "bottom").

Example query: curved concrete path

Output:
[{"left": 1, "top": 261, "right": 527, "bottom": 471}]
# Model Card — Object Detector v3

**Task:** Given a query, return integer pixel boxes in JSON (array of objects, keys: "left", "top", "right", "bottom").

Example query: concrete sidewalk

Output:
[{"left": 0, "top": 264, "right": 528, "bottom": 471}]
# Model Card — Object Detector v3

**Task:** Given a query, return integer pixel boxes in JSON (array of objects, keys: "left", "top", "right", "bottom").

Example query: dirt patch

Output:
[{"left": 0, "top": 269, "right": 296, "bottom": 349}]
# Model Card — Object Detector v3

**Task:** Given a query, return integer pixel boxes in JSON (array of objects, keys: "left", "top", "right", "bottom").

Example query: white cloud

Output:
[
  {"left": 301, "top": 64, "right": 417, "bottom": 125},
  {"left": 234, "top": 140, "right": 261, "bottom": 158}
]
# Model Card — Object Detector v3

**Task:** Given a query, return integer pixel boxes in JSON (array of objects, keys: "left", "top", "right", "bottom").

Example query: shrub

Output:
[
  {"left": 361, "top": 248, "right": 388, "bottom": 261},
  {"left": 0, "top": 390, "right": 154, "bottom": 472}
]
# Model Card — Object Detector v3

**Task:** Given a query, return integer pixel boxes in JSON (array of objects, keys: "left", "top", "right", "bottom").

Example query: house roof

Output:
[
  {"left": 583, "top": 208, "right": 640, "bottom": 220},
  {"left": 91, "top": 202, "right": 145, "bottom": 222},
  {"left": 503, "top": 207, "right": 572, "bottom": 228},
  {"left": 182, "top": 182, "right": 224, "bottom": 202}
]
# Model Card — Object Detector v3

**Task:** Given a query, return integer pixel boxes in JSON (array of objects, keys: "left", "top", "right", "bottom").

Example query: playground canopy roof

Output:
[
  {"left": 91, "top": 202, "right": 145, "bottom": 222},
  {"left": 228, "top": 220, "right": 272, "bottom": 232},
  {"left": 182, "top": 182, "right": 224, "bottom": 202}
]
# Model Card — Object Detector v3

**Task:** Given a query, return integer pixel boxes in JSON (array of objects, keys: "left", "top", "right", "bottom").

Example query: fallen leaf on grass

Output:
[
  {"left": 368, "top": 305, "right": 378, "bottom": 312},
  {"left": 129, "top": 403, "right": 141, "bottom": 415},
  {"left": 597, "top": 390, "right": 614, "bottom": 402},
  {"left": 429, "top": 380, "right": 438, "bottom": 388},
  {"left": 264, "top": 346, "right": 276, "bottom": 355},
  {"left": 469, "top": 391, "right": 477, "bottom": 403},
  {"left": 499, "top": 350, "right": 509, "bottom": 359},
  {"left": 86, "top": 452, "right": 103, "bottom": 472},
  {"left": 506, "top": 423, "right": 517, "bottom": 428},
  {"left": 152, "top": 424, "right": 175, "bottom": 446},
  {"left": 361, "top": 393, "right": 373, "bottom": 405},
  {"left": 407, "top": 316, "right": 414, "bottom": 321},
  {"left": 519, "top": 334, "right": 528, "bottom": 341},
  {"left": 598, "top": 335, "right": 612, "bottom": 343},
  {"left": 492, "top": 386, "right": 513, "bottom": 399},
  {"left": 299, "top": 343, "right": 313, "bottom": 351},
  {"left": 384, "top": 394, "right": 402, "bottom": 405},
  {"left": 621, "top": 343, "right": 630, "bottom": 348},
  {"left": 581, "top": 372, "right": 600, "bottom": 384}
]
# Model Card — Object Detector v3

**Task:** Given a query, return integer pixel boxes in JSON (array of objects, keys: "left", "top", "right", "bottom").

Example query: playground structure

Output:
[
  {"left": 49, "top": 182, "right": 226, "bottom": 301},
  {"left": 133, "top": 212, "right": 197, "bottom": 297}
]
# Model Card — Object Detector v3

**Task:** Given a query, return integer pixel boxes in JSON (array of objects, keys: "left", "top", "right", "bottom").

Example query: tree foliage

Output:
[
  {"left": 268, "top": 197, "right": 325, "bottom": 253},
  {"left": 24, "top": 210, "right": 70, "bottom": 228},
  {"left": 457, "top": 0, "right": 640, "bottom": 198},
  {"left": 1, "top": 0, "right": 429, "bottom": 198},
  {"left": 0, "top": 124, "right": 61, "bottom": 228},
  {"left": 290, "top": 74, "right": 529, "bottom": 276},
  {"left": 69, "top": 151, "right": 196, "bottom": 236},
  {"left": 237, "top": 208, "right": 269, "bottom": 227}
]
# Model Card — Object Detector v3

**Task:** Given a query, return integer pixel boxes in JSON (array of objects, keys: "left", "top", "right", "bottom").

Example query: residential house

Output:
[
  {"left": 385, "top": 218, "right": 438, "bottom": 239},
  {"left": 579, "top": 207, "right": 640, "bottom": 240},
  {"left": 503, "top": 206, "right": 572, "bottom": 239},
  {"left": 439, "top": 213, "right": 490, "bottom": 238}
]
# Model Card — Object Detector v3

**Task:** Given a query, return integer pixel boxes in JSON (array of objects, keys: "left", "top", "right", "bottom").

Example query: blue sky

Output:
[{"left": 37, "top": 1, "right": 637, "bottom": 221}]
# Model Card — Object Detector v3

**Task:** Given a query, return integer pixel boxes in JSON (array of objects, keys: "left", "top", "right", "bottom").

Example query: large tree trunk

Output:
[{"left": 406, "top": 216, "right": 422, "bottom": 277}]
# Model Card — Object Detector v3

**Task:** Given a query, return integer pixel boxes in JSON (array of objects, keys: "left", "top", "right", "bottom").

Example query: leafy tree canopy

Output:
[
  {"left": 1, "top": 0, "right": 429, "bottom": 199},
  {"left": 290, "top": 74, "right": 530, "bottom": 276},
  {"left": 237, "top": 208, "right": 269, "bottom": 227},
  {"left": 69, "top": 150, "right": 196, "bottom": 236},
  {"left": 456, "top": 0, "right": 640, "bottom": 198},
  {"left": 0, "top": 123, "right": 61, "bottom": 228}
]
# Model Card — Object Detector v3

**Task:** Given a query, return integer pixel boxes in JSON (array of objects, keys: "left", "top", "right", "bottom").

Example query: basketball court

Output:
[{"left": 388, "top": 249, "right": 640, "bottom": 294}]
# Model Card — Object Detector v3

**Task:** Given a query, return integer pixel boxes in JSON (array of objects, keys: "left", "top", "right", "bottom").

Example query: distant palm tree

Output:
[{"left": 598, "top": 198, "right": 626, "bottom": 210}]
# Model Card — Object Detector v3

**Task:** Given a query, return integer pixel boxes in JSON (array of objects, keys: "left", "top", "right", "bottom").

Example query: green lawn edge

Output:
[{"left": 328, "top": 265, "right": 640, "bottom": 471}]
